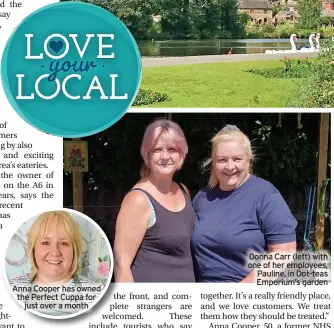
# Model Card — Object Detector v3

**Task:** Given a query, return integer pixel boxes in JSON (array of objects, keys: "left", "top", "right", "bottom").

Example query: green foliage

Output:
[
  {"left": 147, "top": 21, "right": 163, "bottom": 40},
  {"left": 248, "top": 57, "right": 314, "bottom": 78},
  {"left": 65, "top": 114, "right": 319, "bottom": 196},
  {"left": 71, "top": 0, "right": 332, "bottom": 40},
  {"left": 245, "top": 22, "right": 296, "bottom": 38},
  {"left": 218, "top": 0, "right": 244, "bottom": 38},
  {"left": 239, "top": 12, "right": 251, "bottom": 26},
  {"left": 245, "top": 25, "right": 265, "bottom": 38},
  {"left": 251, "top": 118, "right": 318, "bottom": 192},
  {"left": 158, "top": 0, "right": 191, "bottom": 39},
  {"left": 320, "top": 25, "right": 334, "bottom": 38},
  {"left": 262, "top": 24, "right": 275, "bottom": 34},
  {"left": 296, "top": 29, "right": 318, "bottom": 38},
  {"left": 133, "top": 89, "right": 170, "bottom": 106},
  {"left": 319, "top": 16, "right": 334, "bottom": 27},
  {"left": 76, "top": 0, "right": 156, "bottom": 39},
  {"left": 273, "top": 23, "right": 296, "bottom": 38},
  {"left": 74, "top": 0, "right": 247, "bottom": 40},
  {"left": 245, "top": 22, "right": 331, "bottom": 39},
  {"left": 297, "top": 0, "right": 322, "bottom": 29},
  {"left": 157, "top": 0, "right": 244, "bottom": 39},
  {"left": 291, "top": 41, "right": 334, "bottom": 107}
]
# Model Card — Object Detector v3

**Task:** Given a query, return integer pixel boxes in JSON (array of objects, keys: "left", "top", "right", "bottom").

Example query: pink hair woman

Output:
[{"left": 114, "top": 119, "right": 196, "bottom": 282}]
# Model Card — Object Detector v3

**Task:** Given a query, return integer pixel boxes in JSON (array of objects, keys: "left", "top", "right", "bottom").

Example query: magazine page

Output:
[{"left": 0, "top": 0, "right": 332, "bottom": 327}]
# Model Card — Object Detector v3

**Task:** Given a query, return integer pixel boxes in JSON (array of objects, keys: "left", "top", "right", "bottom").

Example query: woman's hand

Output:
[{"left": 113, "top": 191, "right": 151, "bottom": 282}]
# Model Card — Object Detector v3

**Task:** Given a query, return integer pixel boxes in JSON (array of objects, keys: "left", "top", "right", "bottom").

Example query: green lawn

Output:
[{"left": 139, "top": 60, "right": 301, "bottom": 108}]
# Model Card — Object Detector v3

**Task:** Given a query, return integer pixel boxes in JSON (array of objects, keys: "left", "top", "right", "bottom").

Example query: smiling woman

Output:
[
  {"left": 113, "top": 119, "right": 196, "bottom": 283},
  {"left": 191, "top": 125, "right": 297, "bottom": 283},
  {"left": 5, "top": 210, "right": 112, "bottom": 318},
  {"left": 27, "top": 211, "right": 81, "bottom": 285}
]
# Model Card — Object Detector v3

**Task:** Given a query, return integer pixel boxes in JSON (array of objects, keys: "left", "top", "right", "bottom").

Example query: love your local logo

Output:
[
  {"left": 18, "top": 33, "right": 128, "bottom": 101},
  {"left": 1, "top": 2, "right": 141, "bottom": 137}
]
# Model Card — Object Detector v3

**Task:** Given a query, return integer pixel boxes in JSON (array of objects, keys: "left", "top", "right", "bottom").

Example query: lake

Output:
[{"left": 138, "top": 39, "right": 312, "bottom": 57}]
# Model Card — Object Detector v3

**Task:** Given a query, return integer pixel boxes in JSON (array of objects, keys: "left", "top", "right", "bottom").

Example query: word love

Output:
[{"left": 25, "top": 33, "right": 115, "bottom": 59}]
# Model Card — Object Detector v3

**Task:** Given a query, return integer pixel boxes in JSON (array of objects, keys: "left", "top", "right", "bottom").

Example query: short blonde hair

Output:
[
  {"left": 28, "top": 211, "right": 82, "bottom": 280},
  {"left": 204, "top": 125, "right": 255, "bottom": 189}
]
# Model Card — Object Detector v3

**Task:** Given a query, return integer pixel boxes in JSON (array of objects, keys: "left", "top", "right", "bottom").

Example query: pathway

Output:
[{"left": 142, "top": 52, "right": 318, "bottom": 67}]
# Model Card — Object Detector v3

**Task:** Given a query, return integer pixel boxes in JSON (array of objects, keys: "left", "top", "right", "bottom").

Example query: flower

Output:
[{"left": 98, "top": 261, "right": 110, "bottom": 277}]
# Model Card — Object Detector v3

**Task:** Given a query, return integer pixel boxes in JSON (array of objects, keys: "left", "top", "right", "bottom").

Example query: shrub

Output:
[
  {"left": 218, "top": 30, "right": 233, "bottom": 39},
  {"left": 247, "top": 57, "right": 314, "bottom": 78},
  {"left": 246, "top": 25, "right": 264, "bottom": 38},
  {"left": 147, "top": 21, "right": 163, "bottom": 40},
  {"left": 320, "top": 25, "right": 334, "bottom": 38},
  {"left": 275, "top": 23, "right": 296, "bottom": 38},
  {"left": 290, "top": 40, "right": 334, "bottom": 107},
  {"left": 133, "top": 89, "right": 170, "bottom": 106},
  {"left": 262, "top": 24, "right": 275, "bottom": 34},
  {"left": 297, "top": 29, "right": 316, "bottom": 39}
]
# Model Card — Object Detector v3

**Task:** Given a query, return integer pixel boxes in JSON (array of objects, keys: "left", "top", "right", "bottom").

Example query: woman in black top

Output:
[{"left": 113, "top": 119, "right": 196, "bottom": 282}]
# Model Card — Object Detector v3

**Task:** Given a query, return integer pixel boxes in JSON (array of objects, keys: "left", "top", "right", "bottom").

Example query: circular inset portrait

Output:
[{"left": 4, "top": 209, "right": 113, "bottom": 319}]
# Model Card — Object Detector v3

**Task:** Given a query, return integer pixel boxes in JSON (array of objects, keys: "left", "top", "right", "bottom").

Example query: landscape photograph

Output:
[{"left": 61, "top": 0, "right": 334, "bottom": 108}]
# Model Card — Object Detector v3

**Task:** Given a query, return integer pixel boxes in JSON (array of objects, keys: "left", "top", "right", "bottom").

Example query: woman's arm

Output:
[
  {"left": 268, "top": 241, "right": 296, "bottom": 253},
  {"left": 240, "top": 241, "right": 297, "bottom": 283},
  {"left": 240, "top": 190, "right": 297, "bottom": 283},
  {"left": 113, "top": 191, "right": 151, "bottom": 282}
]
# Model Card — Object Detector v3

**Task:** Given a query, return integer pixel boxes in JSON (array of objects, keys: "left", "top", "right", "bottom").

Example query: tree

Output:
[
  {"left": 189, "top": 0, "right": 221, "bottom": 38},
  {"left": 297, "top": 0, "right": 322, "bottom": 29},
  {"left": 239, "top": 12, "right": 251, "bottom": 26},
  {"left": 158, "top": 0, "right": 191, "bottom": 39},
  {"left": 74, "top": 0, "right": 156, "bottom": 39},
  {"left": 189, "top": 0, "right": 244, "bottom": 39},
  {"left": 218, "top": 0, "right": 242, "bottom": 38}
]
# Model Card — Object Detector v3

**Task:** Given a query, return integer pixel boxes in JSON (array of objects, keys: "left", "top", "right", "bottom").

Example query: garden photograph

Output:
[{"left": 62, "top": 0, "right": 334, "bottom": 108}]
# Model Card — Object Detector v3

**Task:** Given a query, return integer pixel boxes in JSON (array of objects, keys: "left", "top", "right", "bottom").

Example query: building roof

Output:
[
  {"left": 322, "top": 8, "right": 334, "bottom": 17},
  {"left": 275, "top": 9, "right": 299, "bottom": 17},
  {"left": 239, "top": 0, "right": 273, "bottom": 9}
]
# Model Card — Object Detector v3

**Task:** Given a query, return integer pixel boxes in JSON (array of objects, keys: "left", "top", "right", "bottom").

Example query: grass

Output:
[{"left": 138, "top": 60, "right": 302, "bottom": 107}]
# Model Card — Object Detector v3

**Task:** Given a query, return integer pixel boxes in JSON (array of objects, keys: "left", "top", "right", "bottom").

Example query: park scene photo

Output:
[{"left": 62, "top": 0, "right": 334, "bottom": 108}]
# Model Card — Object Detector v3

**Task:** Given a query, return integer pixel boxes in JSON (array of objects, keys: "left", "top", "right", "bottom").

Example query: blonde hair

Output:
[
  {"left": 204, "top": 125, "right": 255, "bottom": 189},
  {"left": 28, "top": 211, "right": 82, "bottom": 280}
]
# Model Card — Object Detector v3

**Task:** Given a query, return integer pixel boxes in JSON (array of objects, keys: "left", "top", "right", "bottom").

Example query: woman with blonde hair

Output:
[
  {"left": 9, "top": 211, "right": 101, "bottom": 315},
  {"left": 191, "top": 125, "right": 297, "bottom": 283},
  {"left": 29, "top": 211, "right": 81, "bottom": 283},
  {"left": 114, "top": 119, "right": 196, "bottom": 282}
]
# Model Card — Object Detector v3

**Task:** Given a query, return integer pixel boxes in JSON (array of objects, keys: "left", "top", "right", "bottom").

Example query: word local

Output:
[{"left": 16, "top": 74, "right": 128, "bottom": 100}]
